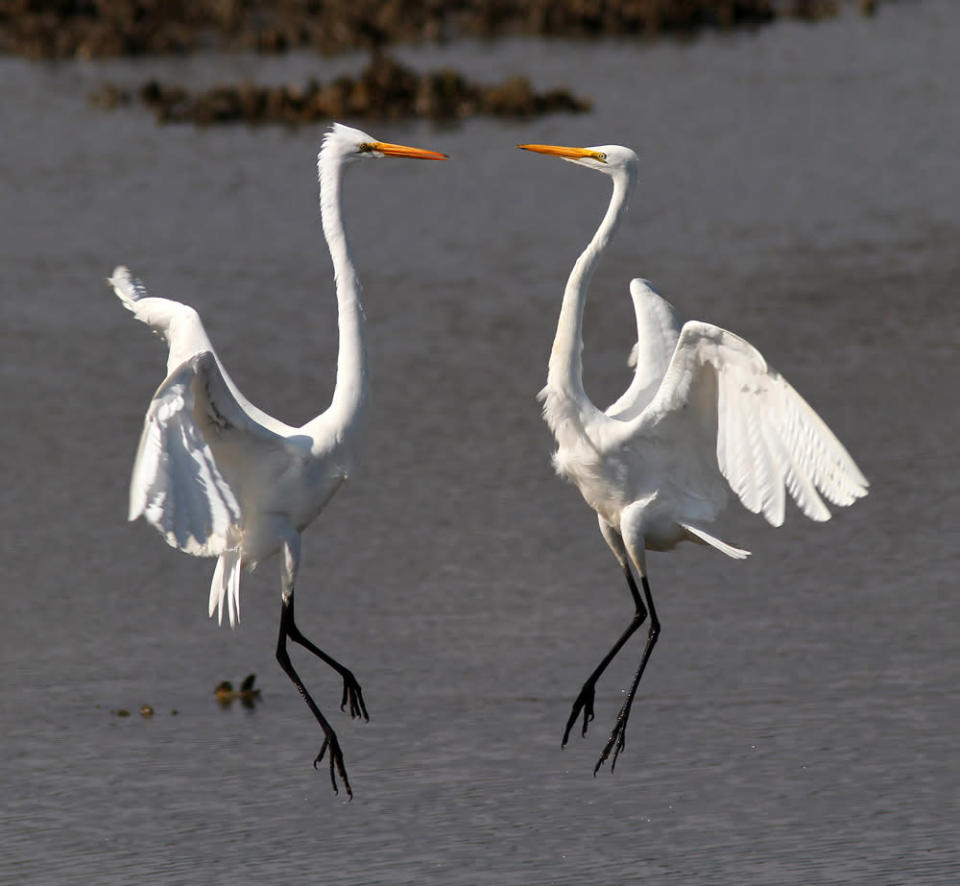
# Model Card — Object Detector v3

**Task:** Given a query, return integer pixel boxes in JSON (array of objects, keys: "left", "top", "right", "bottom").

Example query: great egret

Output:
[
  {"left": 517, "top": 142, "right": 868, "bottom": 774},
  {"left": 111, "top": 123, "right": 446, "bottom": 797}
]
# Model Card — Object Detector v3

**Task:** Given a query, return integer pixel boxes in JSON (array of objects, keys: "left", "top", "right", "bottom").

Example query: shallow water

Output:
[{"left": 1, "top": 2, "right": 958, "bottom": 883}]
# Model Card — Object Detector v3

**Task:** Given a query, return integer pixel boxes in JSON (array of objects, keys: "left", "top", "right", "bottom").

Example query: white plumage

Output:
[
  {"left": 519, "top": 140, "right": 867, "bottom": 774},
  {"left": 112, "top": 123, "right": 446, "bottom": 797}
]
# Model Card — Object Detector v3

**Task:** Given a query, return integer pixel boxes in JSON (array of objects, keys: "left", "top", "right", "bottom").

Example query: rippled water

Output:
[{"left": 1, "top": 2, "right": 958, "bottom": 883}]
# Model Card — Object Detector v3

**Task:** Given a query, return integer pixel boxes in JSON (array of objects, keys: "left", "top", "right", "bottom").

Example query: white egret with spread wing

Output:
[
  {"left": 518, "top": 141, "right": 868, "bottom": 774},
  {"left": 111, "top": 124, "right": 446, "bottom": 797}
]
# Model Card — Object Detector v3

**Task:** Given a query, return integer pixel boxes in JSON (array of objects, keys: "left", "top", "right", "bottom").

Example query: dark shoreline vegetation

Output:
[
  {"left": 90, "top": 53, "right": 591, "bottom": 124},
  {"left": 4, "top": 0, "right": 886, "bottom": 123},
  {"left": 2, "top": 0, "right": 885, "bottom": 60}
]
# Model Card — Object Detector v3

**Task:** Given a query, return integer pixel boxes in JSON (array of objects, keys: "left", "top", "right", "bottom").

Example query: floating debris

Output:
[
  {"left": 91, "top": 54, "right": 589, "bottom": 125},
  {"left": 111, "top": 704, "right": 158, "bottom": 717},
  {"left": 215, "top": 674, "right": 262, "bottom": 708}
]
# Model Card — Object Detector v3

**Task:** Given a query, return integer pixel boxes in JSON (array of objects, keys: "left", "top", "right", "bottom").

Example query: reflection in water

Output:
[{"left": 215, "top": 674, "right": 263, "bottom": 709}]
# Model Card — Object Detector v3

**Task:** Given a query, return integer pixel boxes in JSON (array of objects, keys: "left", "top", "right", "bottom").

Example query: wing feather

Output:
[
  {"left": 130, "top": 357, "right": 240, "bottom": 555},
  {"left": 606, "top": 279, "right": 682, "bottom": 420},
  {"left": 639, "top": 321, "right": 868, "bottom": 525},
  {"left": 129, "top": 352, "right": 283, "bottom": 557}
]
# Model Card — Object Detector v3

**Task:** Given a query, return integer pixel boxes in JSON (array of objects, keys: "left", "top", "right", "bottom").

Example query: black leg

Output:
[
  {"left": 282, "top": 593, "right": 368, "bottom": 721},
  {"left": 562, "top": 563, "right": 648, "bottom": 746},
  {"left": 276, "top": 593, "right": 354, "bottom": 798},
  {"left": 594, "top": 573, "right": 660, "bottom": 774}
]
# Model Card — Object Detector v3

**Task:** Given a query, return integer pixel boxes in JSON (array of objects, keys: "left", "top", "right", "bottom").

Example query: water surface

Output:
[{"left": 1, "top": 3, "right": 958, "bottom": 883}]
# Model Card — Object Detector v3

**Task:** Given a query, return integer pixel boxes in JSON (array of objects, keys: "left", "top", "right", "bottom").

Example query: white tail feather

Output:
[
  {"left": 680, "top": 522, "right": 751, "bottom": 559},
  {"left": 209, "top": 549, "right": 243, "bottom": 627}
]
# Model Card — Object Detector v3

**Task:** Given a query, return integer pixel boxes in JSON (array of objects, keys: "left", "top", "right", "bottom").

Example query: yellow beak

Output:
[
  {"left": 517, "top": 144, "right": 606, "bottom": 163},
  {"left": 370, "top": 141, "right": 448, "bottom": 161}
]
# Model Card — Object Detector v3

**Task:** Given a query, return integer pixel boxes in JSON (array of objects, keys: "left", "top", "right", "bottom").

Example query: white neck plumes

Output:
[
  {"left": 309, "top": 142, "right": 368, "bottom": 449},
  {"left": 541, "top": 165, "right": 636, "bottom": 434}
]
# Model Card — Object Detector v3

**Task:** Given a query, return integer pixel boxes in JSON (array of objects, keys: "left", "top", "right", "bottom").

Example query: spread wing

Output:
[
  {"left": 129, "top": 351, "right": 283, "bottom": 556},
  {"left": 636, "top": 321, "right": 869, "bottom": 526}
]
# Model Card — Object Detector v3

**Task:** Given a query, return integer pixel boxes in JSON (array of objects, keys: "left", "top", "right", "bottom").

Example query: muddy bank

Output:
[
  {"left": 90, "top": 53, "right": 590, "bottom": 124},
  {"left": 3, "top": 0, "right": 886, "bottom": 60}
]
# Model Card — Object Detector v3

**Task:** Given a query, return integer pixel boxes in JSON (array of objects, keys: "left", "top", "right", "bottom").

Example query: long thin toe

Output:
[
  {"left": 594, "top": 716, "right": 628, "bottom": 775},
  {"left": 353, "top": 686, "right": 369, "bottom": 721},
  {"left": 562, "top": 686, "right": 595, "bottom": 747},
  {"left": 581, "top": 706, "right": 594, "bottom": 738},
  {"left": 609, "top": 727, "right": 626, "bottom": 772},
  {"left": 314, "top": 734, "right": 353, "bottom": 799},
  {"left": 610, "top": 737, "right": 626, "bottom": 772},
  {"left": 313, "top": 737, "right": 330, "bottom": 770},
  {"left": 340, "top": 676, "right": 369, "bottom": 721},
  {"left": 331, "top": 743, "right": 353, "bottom": 799},
  {"left": 594, "top": 735, "right": 616, "bottom": 776}
]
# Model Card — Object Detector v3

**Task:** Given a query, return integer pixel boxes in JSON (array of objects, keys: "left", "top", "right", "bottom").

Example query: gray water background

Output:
[{"left": 1, "top": 2, "right": 958, "bottom": 882}]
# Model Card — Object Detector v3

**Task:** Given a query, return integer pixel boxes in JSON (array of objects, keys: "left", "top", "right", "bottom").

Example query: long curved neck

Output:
[
  {"left": 312, "top": 150, "right": 368, "bottom": 446},
  {"left": 546, "top": 168, "right": 634, "bottom": 408}
]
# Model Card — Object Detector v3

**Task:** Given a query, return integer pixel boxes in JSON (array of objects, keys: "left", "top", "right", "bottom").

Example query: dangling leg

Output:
[
  {"left": 277, "top": 591, "right": 352, "bottom": 797},
  {"left": 274, "top": 534, "right": 364, "bottom": 798},
  {"left": 595, "top": 513, "right": 660, "bottom": 774},
  {"left": 276, "top": 530, "right": 367, "bottom": 718},
  {"left": 562, "top": 517, "right": 648, "bottom": 747},
  {"left": 282, "top": 598, "right": 368, "bottom": 722}
]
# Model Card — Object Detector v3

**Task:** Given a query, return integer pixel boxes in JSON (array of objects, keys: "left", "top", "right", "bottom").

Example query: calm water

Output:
[{"left": 1, "top": 2, "right": 958, "bottom": 883}]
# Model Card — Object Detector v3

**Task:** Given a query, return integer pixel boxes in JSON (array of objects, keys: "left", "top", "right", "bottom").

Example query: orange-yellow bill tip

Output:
[
  {"left": 371, "top": 141, "right": 448, "bottom": 161},
  {"left": 517, "top": 144, "right": 604, "bottom": 162}
]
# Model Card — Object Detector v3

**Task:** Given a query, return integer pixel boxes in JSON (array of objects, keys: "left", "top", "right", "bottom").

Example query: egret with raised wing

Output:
[
  {"left": 517, "top": 141, "right": 868, "bottom": 774},
  {"left": 111, "top": 123, "right": 446, "bottom": 797}
]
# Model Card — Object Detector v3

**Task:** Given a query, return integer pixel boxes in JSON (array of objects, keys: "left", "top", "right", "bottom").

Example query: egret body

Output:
[
  {"left": 518, "top": 141, "right": 868, "bottom": 773},
  {"left": 112, "top": 124, "right": 446, "bottom": 796}
]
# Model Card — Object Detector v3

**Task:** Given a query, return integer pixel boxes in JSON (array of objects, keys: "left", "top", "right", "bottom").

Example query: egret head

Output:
[
  {"left": 321, "top": 123, "right": 448, "bottom": 167},
  {"left": 517, "top": 142, "right": 638, "bottom": 178}
]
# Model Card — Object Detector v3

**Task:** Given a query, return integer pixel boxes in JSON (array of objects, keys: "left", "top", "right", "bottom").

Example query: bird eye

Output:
[
  {"left": 595, "top": 152, "right": 607, "bottom": 163},
  {"left": 357, "top": 143, "right": 373, "bottom": 153}
]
